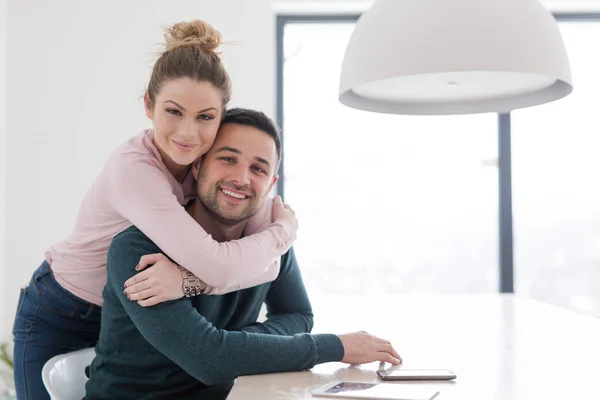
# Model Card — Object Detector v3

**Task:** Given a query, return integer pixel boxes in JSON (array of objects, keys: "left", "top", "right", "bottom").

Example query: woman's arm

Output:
[{"left": 108, "top": 153, "right": 296, "bottom": 289}]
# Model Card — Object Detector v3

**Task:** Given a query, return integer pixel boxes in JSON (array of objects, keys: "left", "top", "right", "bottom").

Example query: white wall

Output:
[
  {"left": 1, "top": 0, "right": 275, "bottom": 339},
  {"left": 273, "top": 0, "right": 600, "bottom": 13},
  {"left": 0, "top": 0, "right": 6, "bottom": 342}
]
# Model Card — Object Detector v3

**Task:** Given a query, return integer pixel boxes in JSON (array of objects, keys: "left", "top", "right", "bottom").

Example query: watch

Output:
[{"left": 177, "top": 265, "right": 206, "bottom": 297}]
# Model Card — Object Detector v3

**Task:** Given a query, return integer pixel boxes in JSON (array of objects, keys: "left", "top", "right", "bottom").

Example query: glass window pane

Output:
[
  {"left": 283, "top": 22, "right": 498, "bottom": 296},
  {"left": 512, "top": 21, "right": 600, "bottom": 317}
]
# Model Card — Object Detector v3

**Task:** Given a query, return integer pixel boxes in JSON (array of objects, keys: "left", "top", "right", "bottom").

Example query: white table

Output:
[{"left": 228, "top": 294, "right": 600, "bottom": 399}]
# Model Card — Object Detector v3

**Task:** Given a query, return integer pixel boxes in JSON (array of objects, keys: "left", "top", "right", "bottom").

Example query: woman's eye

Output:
[
  {"left": 166, "top": 109, "right": 182, "bottom": 116},
  {"left": 198, "top": 114, "right": 214, "bottom": 121}
]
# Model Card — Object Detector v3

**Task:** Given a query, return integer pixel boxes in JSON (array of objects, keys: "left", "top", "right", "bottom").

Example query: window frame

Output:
[{"left": 276, "top": 12, "right": 600, "bottom": 294}]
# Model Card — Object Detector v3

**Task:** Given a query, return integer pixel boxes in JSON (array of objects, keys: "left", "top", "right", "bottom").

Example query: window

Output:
[
  {"left": 282, "top": 22, "right": 498, "bottom": 296},
  {"left": 512, "top": 21, "right": 600, "bottom": 317}
]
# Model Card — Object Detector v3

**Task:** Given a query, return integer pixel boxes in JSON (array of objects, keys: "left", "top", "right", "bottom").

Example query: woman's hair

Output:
[{"left": 147, "top": 20, "right": 231, "bottom": 108}]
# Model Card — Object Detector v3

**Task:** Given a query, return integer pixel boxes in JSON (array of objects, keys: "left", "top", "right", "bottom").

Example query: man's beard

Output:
[{"left": 197, "top": 181, "right": 261, "bottom": 227}]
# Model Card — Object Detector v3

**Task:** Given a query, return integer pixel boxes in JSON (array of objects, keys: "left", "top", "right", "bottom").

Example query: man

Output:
[{"left": 85, "top": 108, "right": 401, "bottom": 399}]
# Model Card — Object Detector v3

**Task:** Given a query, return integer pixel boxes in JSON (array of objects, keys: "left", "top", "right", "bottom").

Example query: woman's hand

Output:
[
  {"left": 272, "top": 195, "right": 298, "bottom": 238},
  {"left": 123, "top": 253, "right": 184, "bottom": 307}
]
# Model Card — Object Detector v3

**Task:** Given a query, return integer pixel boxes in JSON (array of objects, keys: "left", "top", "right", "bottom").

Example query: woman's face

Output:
[{"left": 145, "top": 77, "right": 224, "bottom": 166}]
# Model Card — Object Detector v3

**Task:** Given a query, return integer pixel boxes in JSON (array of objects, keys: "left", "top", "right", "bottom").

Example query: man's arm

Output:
[
  {"left": 238, "top": 247, "right": 314, "bottom": 335},
  {"left": 106, "top": 231, "right": 344, "bottom": 386}
]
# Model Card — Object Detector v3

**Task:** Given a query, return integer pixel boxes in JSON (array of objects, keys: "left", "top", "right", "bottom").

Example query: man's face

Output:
[{"left": 195, "top": 123, "right": 279, "bottom": 225}]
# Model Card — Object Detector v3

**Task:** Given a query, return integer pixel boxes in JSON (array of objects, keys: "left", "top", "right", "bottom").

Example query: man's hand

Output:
[
  {"left": 338, "top": 331, "right": 402, "bottom": 365},
  {"left": 123, "top": 253, "right": 184, "bottom": 307},
  {"left": 272, "top": 195, "right": 298, "bottom": 237}
]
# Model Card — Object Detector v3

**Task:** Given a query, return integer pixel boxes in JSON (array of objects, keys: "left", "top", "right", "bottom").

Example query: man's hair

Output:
[{"left": 221, "top": 108, "right": 282, "bottom": 162}]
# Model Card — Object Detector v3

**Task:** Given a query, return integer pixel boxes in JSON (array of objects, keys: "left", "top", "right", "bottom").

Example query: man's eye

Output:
[{"left": 252, "top": 166, "right": 266, "bottom": 174}]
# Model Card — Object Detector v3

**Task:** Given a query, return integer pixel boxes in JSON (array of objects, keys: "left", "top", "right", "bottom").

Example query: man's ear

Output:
[
  {"left": 143, "top": 92, "right": 154, "bottom": 120},
  {"left": 192, "top": 159, "right": 201, "bottom": 180},
  {"left": 269, "top": 174, "right": 279, "bottom": 194}
]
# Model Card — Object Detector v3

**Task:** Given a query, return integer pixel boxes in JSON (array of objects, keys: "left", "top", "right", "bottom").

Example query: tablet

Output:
[
  {"left": 377, "top": 369, "right": 456, "bottom": 381},
  {"left": 312, "top": 381, "right": 439, "bottom": 400}
]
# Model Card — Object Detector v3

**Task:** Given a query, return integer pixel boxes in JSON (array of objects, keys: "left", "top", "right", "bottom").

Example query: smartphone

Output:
[{"left": 377, "top": 369, "right": 456, "bottom": 381}]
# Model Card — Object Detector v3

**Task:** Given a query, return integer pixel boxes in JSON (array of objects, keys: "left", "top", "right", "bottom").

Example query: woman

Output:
[{"left": 12, "top": 19, "right": 297, "bottom": 399}]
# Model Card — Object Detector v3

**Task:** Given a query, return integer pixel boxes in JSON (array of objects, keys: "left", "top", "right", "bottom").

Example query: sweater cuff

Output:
[{"left": 313, "top": 334, "right": 344, "bottom": 364}]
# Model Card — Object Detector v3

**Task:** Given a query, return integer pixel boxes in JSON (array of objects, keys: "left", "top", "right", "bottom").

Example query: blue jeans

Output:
[{"left": 12, "top": 261, "right": 102, "bottom": 400}]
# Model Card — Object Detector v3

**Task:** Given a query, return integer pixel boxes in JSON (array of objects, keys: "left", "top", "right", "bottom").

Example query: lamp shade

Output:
[{"left": 339, "top": 0, "right": 572, "bottom": 115}]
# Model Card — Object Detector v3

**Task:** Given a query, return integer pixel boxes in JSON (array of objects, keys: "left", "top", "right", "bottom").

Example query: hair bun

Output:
[{"left": 164, "top": 20, "right": 222, "bottom": 53}]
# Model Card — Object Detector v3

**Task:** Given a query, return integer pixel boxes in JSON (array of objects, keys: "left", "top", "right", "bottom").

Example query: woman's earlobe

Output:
[
  {"left": 192, "top": 160, "right": 201, "bottom": 179},
  {"left": 143, "top": 93, "right": 154, "bottom": 119}
]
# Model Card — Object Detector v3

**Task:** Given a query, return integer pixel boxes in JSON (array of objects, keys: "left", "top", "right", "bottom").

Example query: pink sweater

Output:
[{"left": 46, "top": 130, "right": 294, "bottom": 306}]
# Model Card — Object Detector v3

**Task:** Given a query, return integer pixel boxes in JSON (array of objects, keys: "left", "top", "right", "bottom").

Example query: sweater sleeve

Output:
[
  {"left": 239, "top": 248, "right": 314, "bottom": 335},
  {"left": 106, "top": 232, "right": 343, "bottom": 385},
  {"left": 107, "top": 152, "right": 293, "bottom": 290}
]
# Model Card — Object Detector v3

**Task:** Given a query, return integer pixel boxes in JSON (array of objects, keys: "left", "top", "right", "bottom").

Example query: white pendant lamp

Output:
[{"left": 339, "top": 0, "right": 573, "bottom": 115}]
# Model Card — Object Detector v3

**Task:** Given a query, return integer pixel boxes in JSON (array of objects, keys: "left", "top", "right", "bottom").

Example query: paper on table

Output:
[{"left": 312, "top": 381, "right": 439, "bottom": 400}]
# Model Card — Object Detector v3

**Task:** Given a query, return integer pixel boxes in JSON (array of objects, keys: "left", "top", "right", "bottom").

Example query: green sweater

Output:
[{"left": 84, "top": 226, "right": 344, "bottom": 400}]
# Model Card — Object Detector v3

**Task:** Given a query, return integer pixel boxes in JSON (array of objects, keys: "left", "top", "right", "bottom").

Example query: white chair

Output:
[{"left": 41, "top": 347, "right": 95, "bottom": 400}]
